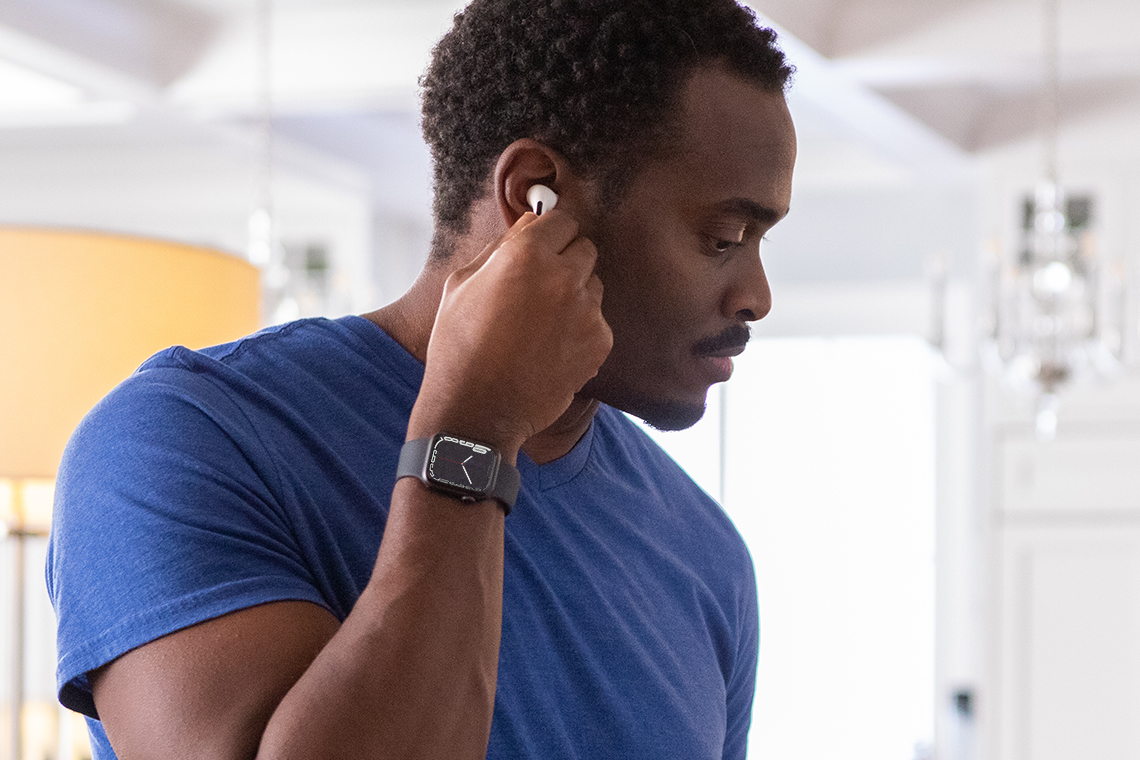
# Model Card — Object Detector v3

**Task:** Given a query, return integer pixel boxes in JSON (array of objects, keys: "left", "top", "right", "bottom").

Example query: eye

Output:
[
  {"left": 702, "top": 220, "right": 749, "bottom": 256},
  {"left": 703, "top": 234, "right": 744, "bottom": 256}
]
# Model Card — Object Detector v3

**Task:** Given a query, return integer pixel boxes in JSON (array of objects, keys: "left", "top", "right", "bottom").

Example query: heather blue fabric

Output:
[{"left": 47, "top": 315, "right": 758, "bottom": 759}]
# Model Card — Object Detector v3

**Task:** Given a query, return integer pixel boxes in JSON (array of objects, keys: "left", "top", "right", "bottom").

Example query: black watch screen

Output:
[{"left": 427, "top": 434, "right": 499, "bottom": 497}]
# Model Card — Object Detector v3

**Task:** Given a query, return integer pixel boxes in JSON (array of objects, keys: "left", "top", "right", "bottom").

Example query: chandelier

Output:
[{"left": 984, "top": 0, "right": 1123, "bottom": 440}]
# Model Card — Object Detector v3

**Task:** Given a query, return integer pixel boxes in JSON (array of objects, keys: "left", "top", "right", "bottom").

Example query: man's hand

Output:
[{"left": 410, "top": 210, "right": 612, "bottom": 457}]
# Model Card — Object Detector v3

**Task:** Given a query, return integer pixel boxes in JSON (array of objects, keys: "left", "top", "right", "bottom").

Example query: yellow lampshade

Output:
[{"left": 0, "top": 227, "right": 260, "bottom": 480}]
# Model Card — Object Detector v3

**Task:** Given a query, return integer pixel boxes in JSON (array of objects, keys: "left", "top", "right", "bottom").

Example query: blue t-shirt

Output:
[{"left": 47, "top": 316, "right": 758, "bottom": 759}]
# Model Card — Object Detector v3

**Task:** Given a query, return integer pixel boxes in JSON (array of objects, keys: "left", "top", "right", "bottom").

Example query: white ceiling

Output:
[
  {"left": 3, "top": 0, "right": 1136, "bottom": 146},
  {"left": 0, "top": 0, "right": 969, "bottom": 204},
  {"left": 762, "top": 0, "right": 1140, "bottom": 151},
  {"left": 1, "top": 0, "right": 1135, "bottom": 287}
]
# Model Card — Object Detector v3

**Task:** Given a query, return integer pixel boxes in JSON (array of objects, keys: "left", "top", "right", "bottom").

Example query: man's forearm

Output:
[{"left": 256, "top": 477, "right": 506, "bottom": 760}]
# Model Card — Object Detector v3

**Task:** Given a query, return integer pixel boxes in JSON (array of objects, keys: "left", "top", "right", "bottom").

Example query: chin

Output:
[
  {"left": 581, "top": 368, "right": 710, "bottom": 431},
  {"left": 620, "top": 394, "right": 707, "bottom": 431}
]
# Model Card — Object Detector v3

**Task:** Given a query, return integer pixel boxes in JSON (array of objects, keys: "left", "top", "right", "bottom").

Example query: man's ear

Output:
[{"left": 493, "top": 138, "right": 572, "bottom": 225}]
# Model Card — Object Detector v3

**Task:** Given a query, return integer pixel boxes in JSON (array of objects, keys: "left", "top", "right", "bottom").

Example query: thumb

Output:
[{"left": 451, "top": 212, "right": 538, "bottom": 286}]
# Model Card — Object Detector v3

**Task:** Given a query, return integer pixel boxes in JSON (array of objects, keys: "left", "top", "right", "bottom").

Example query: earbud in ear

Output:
[{"left": 527, "top": 185, "right": 559, "bottom": 216}]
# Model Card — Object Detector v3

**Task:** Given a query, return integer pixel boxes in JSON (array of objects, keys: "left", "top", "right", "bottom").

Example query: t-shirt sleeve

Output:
[
  {"left": 723, "top": 558, "right": 760, "bottom": 760},
  {"left": 46, "top": 361, "right": 330, "bottom": 719}
]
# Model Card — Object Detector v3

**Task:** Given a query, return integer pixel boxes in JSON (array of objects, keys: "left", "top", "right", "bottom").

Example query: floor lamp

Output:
[{"left": 0, "top": 228, "right": 259, "bottom": 760}]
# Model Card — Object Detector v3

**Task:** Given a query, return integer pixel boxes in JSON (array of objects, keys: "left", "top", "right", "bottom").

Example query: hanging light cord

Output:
[
  {"left": 1042, "top": 0, "right": 1061, "bottom": 187},
  {"left": 256, "top": 0, "right": 274, "bottom": 228}
]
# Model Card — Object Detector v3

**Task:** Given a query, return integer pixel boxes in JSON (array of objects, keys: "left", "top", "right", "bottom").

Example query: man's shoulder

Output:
[
  {"left": 64, "top": 315, "right": 421, "bottom": 503},
  {"left": 140, "top": 316, "right": 414, "bottom": 382},
  {"left": 107, "top": 315, "right": 419, "bottom": 418}
]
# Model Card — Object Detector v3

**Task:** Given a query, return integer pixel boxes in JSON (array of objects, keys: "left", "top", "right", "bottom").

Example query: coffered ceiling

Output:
[
  {"left": 760, "top": 0, "right": 1140, "bottom": 151},
  {"left": 1, "top": 0, "right": 1136, "bottom": 224},
  {"left": 4, "top": 0, "right": 1137, "bottom": 148}
]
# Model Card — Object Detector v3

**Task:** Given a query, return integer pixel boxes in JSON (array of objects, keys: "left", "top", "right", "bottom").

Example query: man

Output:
[{"left": 48, "top": 0, "right": 795, "bottom": 758}]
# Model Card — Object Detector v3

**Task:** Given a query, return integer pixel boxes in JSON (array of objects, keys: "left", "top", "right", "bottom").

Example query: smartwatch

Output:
[{"left": 396, "top": 433, "right": 520, "bottom": 514}]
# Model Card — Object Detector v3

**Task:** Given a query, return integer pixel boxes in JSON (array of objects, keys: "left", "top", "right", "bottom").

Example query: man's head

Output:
[
  {"left": 420, "top": 0, "right": 797, "bottom": 432},
  {"left": 420, "top": 0, "right": 794, "bottom": 258}
]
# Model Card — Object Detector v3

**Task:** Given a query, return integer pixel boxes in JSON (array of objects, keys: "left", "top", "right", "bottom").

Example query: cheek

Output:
[
  {"left": 601, "top": 212, "right": 696, "bottom": 296},
  {"left": 597, "top": 233, "right": 688, "bottom": 340}
]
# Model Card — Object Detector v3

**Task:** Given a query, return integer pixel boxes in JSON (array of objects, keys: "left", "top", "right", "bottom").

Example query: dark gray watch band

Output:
[{"left": 396, "top": 435, "right": 520, "bottom": 514}]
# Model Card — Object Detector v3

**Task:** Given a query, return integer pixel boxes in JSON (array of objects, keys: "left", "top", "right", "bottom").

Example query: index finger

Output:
[
  {"left": 458, "top": 211, "right": 542, "bottom": 276},
  {"left": 496, "top": 208, "right": 582, "bottom": 262}
]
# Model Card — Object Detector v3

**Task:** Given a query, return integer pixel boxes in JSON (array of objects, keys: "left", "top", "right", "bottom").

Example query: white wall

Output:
[
  {"left": 969, "top": 93, "right": 1140, "bottom": 760},
  {"left": 639, "top": 336, "right": 939, "bottom": 760}
]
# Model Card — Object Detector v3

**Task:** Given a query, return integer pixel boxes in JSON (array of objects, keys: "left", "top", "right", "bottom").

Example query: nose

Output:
[{"left": 724, "top": 251, "right": 771, "bottom": 322}]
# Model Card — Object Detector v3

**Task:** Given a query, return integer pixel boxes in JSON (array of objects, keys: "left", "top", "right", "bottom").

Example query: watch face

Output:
[{"left": 427, "top": 435, "right": 498, "bottom": 495}]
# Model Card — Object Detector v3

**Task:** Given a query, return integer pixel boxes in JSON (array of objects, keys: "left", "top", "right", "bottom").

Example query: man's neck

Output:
[
  {"left": 519, "top": 395, "right": 600, "bottom": 465},
  {"left": 362, "top": 268, "right": 600, "bottom": 466},
  {"left": 362, "top": 265, "right": 445, "bottom": 367}
]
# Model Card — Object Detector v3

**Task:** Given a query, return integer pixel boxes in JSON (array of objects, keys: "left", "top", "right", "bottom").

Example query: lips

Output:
[
  {"left": 693, "top": 324, "right": 750, "bottom": 383},
  {"left": 699, "top": 343, "right": 747, "bottom": 359},
  {"left": 697, "top": 345, "right": 744, "bottom": 383},
  {"left": 700, "top": 355, "right": 735, "bottom": 383}
]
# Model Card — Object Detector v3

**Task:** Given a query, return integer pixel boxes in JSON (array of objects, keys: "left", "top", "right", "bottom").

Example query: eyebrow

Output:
[{"left": 714, "top": 197, "right": 789, "bottom": 225}]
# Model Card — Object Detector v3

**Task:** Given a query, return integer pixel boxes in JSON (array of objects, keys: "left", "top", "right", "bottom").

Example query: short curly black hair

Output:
[{"left": 420, "top": 0, "right": 793, "bottom": 257}]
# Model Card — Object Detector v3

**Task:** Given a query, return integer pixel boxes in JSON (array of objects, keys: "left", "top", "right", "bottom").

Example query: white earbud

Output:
[{"left": 527, "top": 184, "right": 559, "bottom": 216}]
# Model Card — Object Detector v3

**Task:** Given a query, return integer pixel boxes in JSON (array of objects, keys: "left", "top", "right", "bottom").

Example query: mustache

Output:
[{"left": 692, "top": 323, "right": 752, "bottom": 355}]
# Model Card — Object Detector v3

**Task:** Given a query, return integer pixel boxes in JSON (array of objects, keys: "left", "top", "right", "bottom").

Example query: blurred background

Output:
[{"left": 2, "top": 1, "right": 1140, "bottom": 758}]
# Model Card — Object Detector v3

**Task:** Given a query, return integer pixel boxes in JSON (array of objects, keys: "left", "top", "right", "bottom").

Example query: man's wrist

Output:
[
  {"left": 406, "top": 406, "right": 524, "bottom": 466},
  {"left": 396, "top": 433, "right": 521, "bottom": 514}
]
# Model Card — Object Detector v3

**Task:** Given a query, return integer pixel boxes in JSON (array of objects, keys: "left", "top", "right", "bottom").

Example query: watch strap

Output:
[
  {"left": 396, "top": 435, "right": 431, "bottom": 482},
  {"left": 396, "top": 435, "right": 520, "bottom": 514}
]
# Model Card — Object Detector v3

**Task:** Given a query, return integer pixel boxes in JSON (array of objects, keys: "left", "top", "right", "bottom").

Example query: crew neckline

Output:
[
  {"left": 517, "top": 418, "right": 596, "bottom": 491},
  {"left": 344, "top": 314, "right": 597, "bottom": 488}
]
